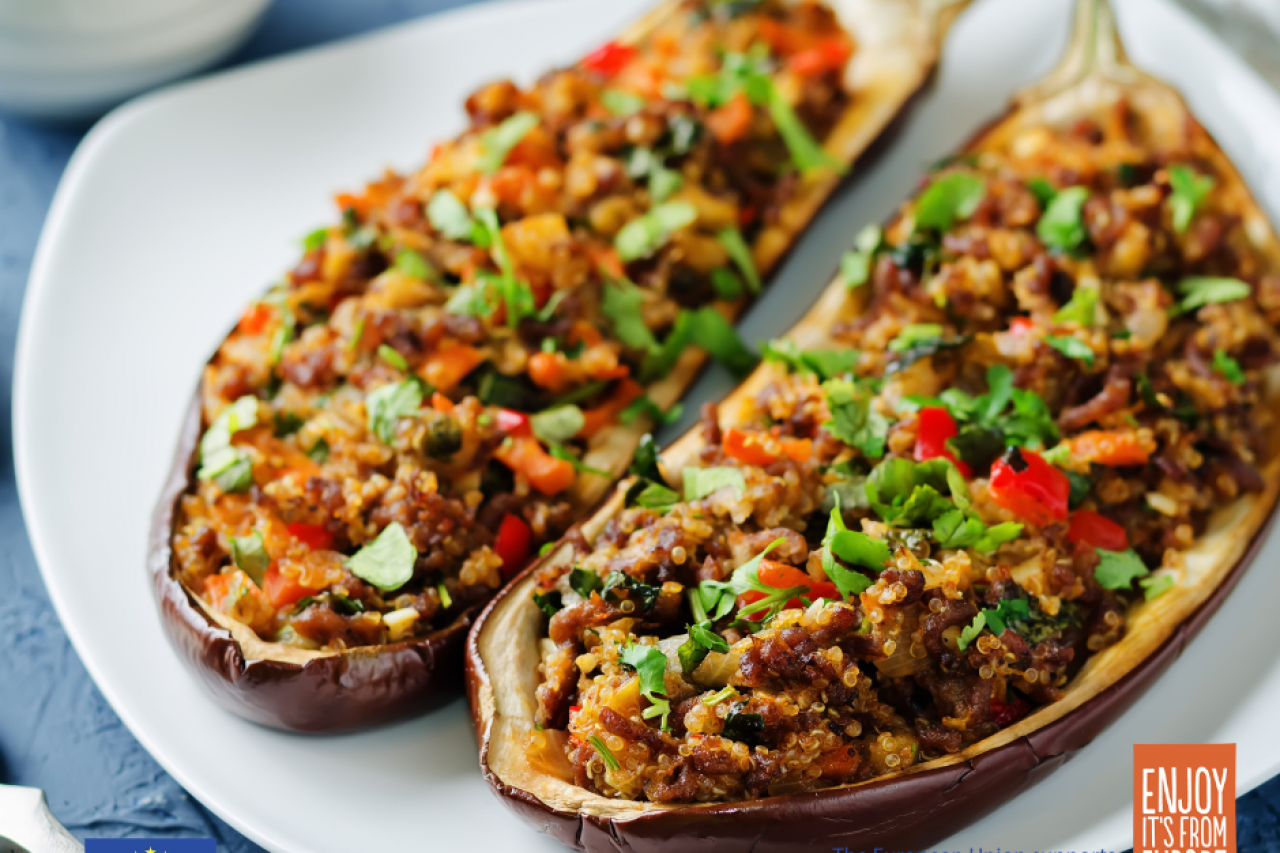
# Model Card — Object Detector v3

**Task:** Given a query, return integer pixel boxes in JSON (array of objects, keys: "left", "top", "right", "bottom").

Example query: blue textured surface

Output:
[{"left": 0, "top": 1, "right": 1277, "bottom": 851}]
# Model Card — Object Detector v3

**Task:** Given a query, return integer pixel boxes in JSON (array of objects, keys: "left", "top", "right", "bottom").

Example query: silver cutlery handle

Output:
[{"left": 0, "top": 785, "right": 83, "bottom": 853}]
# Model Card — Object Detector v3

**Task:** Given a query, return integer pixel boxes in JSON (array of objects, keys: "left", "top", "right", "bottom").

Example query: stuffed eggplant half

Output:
[
  {"left": 468, "top": 2, "right": 1280, "bottom": 848},
  {"left": 151, "top": 0, "right": 964, "bottom": 732}
]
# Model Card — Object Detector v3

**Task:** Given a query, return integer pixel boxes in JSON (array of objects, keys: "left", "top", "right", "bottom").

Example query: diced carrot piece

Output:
[
  {"left": 239, "top": 303, "right": 275, "bottom": 337},
  {"left": 579, "top": 379, "right": 644, "bottom": 438},
  {"left": 495, "top": 436, "right": 576, "bottom": 495},
  {"left": 780, "top": 437, "right": 813, "bottom": 463},
  {"left": 431, "top": 392, "right": 455, "bottom": 413},
  {"left": 420, "top": 344, "right": 486, "bottom": 394},
  {"left": 528, "top": 351, "right": 571, "bottom": 393},
  {"left": 724, "top": 428, "right": 779, "bottom": 466},
  {"left": 706, "top": 91, "right": 754, "bottom": 146},
  {"left": 1067, "top": 430, "right": 1155, "bottom": 466}
]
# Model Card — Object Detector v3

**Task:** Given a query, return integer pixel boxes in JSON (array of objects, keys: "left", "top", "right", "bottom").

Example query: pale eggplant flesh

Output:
[
  {"left": 150, "top": 0, "right": 964, "bottom": 733},
  {"left": 466, "top": 1, "right": 1280, "bottom": 848}
]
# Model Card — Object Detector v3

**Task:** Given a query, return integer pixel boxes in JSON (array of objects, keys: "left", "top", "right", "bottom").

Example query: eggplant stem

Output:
[{"left": 1017, "top": 0, "right": 1148, "bottom": 106}]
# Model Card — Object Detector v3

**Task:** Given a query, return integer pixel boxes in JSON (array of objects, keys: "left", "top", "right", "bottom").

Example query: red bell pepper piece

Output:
[
  {"left": 580, "top": 40, "right": 636, "bottom": 77},
  {"left": 495, "top": 512, "right": 533, "bottom": 578},
  {"left": 287, "top": 521, "right": 334, "bottom": 551},
  {"left": 1067, "top": 510, "right": 1128, "bottom": 551},
  {"left": 914, "top": 406, "right": 972, "bottom": 477},
  {"left": 787, "top": 36, "right": 853, "bottom": 76},
  {"left": 495, "top": 408, "right": 531, "bottom": 435},
  {"left": 262, "top": 565, "right": 318, "bottom": 609},
  {"left": 988, "top": 448, "right": 1070, "bottom": 526},
  {"left": 989, "top": 695, "right": 1030, "bottom": 727}
]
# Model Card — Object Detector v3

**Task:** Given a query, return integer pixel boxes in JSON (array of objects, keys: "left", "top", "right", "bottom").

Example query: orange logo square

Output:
[{"left": 1134, "top": 743, "right": 1235, "bottom": 853}]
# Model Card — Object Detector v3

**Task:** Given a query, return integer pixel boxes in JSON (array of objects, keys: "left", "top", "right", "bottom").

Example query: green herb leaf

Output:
[
  {"left": 1027, "top": 177, "right": 1056, "bottom": 208},
  {"left": 533, "top": 590, "right": 563, "bottom": 617},
  {"left": 615, "top": 201, "right": 698, "bottom": 262},
  {"left": 683, "top": 466, "right": 746, "bottom": 501},
  {"left": 394, "top": 248, "right": 434, "bottom": 281},
  {"left": 823, "top": 378, "right": 889, "bottom": 459},
  {"left": 602, "top": 279, "right": 661, "bottom": 354},
  {"left": 840, "top": 224, "right": 882, "bottom": 289},
  {"left": 1036, "top": 185, "right": 1090, "bottom": 252},
  {"left": 889, "top": 323, "right": 944, "bottom": 352},
  {"left": 1174, "top": 276, "right": 1251, "bottom": 315},
  {"left": 729, "top": 537, "right": 807, "bottom": 623},
  {"left": 958, "top": 598, "right": 1033, "bottom": 650},
  {"left": 820, "top": 497, "right": 876, "bottom": 599},
  {"left": 602, "top": 89, "right": 646, "bottom": 116},
  {"left": 620, "top": 394, "right": 683, "bottom": 426},
  {"left": 630, "top": 434, "right": 664, "bottom": 482},
  {"left": 474, "top": 208, "right": 536, "bottom": 327},
  {"left": 762, "top": 339, "right": 858, "bottom": 381},
  {"left": 427, "top": 189, "right": 478, "bottom": 241},
  {"left": 588, "top": 735, "right": 621, "bottom": 770},
  {"left": 765, "top": 82, "right": 843, "bottom": 175},
  {"left": 1052, "top": 287, "right": 1098, "bottom": 327},
  {"left": 377, "top": 344, "right": 409, "bottom": 371},
  {"left": 307, "top": 438, "right": 330, "bottom": 464},
  {"left": 678, "top": 637, "right": 709, "bottom": 676},
  {"left": 476, "top": 111, "right": 540, "bottom": 175},
  {"left": 619, "top": 641, "right": 671, "bottom": 728},
  {"left": 716, "top": 227, "right": 761, "bottom": 294},
  {"left": 365, "top": 380, "right": 423, "bottom": 444},
  {"left": 631, "top": 482, "right": 680, "bottom": 513},
  {"left": 1167, "top": 165, "right": 1215, "bottom": 234},
  {"left": 549, "top": 443, "right": 609, "bottom": 477},
  {"left": 649, "top": 166, "right": 684, "bottom": 203},
  {"left": 1045, "top": 335, "right": 1095, "bottom": 367},
  {"left": 569, "top": 566, "right": 603, "bottom": 599},
  {"left": 1139, "top": 573, "right": 1175, "bottom": 601},
  {"left": 1213, "top": 348, "right": 1245, "bottom": 384},
  {"left": 914, "top": 172, "right": 986, "bottom": 232},
  {"left": 302, "top": 227, "right": 329, "bottom": 252},
  {"left": 722, "top": 709, "right": 765, "bottom": 743},
  {"left": 687, "top": 307, "right": 758, "bottom": 378},
  {"left": 347, "top": 522, "right": 417, "bottom": 591},
  {"left": 1094, "top": 548, "right": 1150, "bottom": 590},
  {"left": 530, "top": 405, "right": 585, "bottom": 444},
  {"left": 230, "top": 529, "right": 269, "bottom": 586},
  {"left": 689, "top": 621, "right": 730, "bottom": 653},
  {"left": 602, "top": 571, "right": 661, "bottom": 612}
]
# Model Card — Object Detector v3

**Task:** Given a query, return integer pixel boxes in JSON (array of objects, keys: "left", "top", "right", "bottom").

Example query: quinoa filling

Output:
[
  {"left": 529, "top": 102, "right": 1280, "bottom": 804},
  {"left": 171, "top": 0, "right": 859, "bottom": 652}
]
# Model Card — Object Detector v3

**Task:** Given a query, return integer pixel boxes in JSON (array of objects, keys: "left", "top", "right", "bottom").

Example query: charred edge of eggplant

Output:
[
  {"left": 148, "top": 389, "right": 479, "bottom": 733},
  {"left": 466, "top": 489, "right": 1276, "bottom": 853}
]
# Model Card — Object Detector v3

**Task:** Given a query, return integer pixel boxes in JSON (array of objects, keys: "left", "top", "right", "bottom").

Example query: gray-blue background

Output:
[{"left": 0, "top": 1, "right": 1277, "bottom": 849}]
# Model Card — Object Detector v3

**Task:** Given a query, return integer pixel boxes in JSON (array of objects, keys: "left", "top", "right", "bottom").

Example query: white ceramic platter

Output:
[{"left": 15, "top": 0, "right": 1280, "bottom": 851}]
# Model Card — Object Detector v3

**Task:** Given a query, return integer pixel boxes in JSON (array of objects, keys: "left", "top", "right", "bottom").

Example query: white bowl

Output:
[{"left": 0, "top": 0, "right": 272, "bottom": 120}]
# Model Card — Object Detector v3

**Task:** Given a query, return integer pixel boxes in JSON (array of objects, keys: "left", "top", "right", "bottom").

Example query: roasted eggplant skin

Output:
[
  {"left": 151, "top": 392, "right": 475, "bottom": 732},
  {"left": 468, "top": 508, "right": 1272, "bottom": 852}
]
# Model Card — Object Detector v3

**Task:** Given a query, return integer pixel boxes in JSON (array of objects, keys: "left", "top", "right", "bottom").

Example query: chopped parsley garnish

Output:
[
  {"left": 1213, "top": 348, "right": 1245, "bottom": 384},
  {"left": 394, "top": 248, "right": 434, "bottom": 281},
  {"left": 530, "top": 405, "right": 585, "bottom": 444},
  {"left": 230, "top": 530, "right": 269, "bottom": 586},
  {"left": 631, "top": 481, "right": 681, "bottom": 513},
  {"left": 474, "top": 207, "right": 535, "bottom": 327},
  {"left": 1140, "top": 573, "right": 1175, "bottom": 601},
  {"left": 476, "top": 111, "right": 539, "bottom": 175},
  {"left": 569, "top": 566, "right": 603, "bottom": 599},
  {"left": 1026, "top": 177, "right": 1056, "bottom": 208},
  {"left": 1172, "top": 276, "right": 1251, "bottom": 315},
  {"left": 603, "top": 571, "right": 661, "bottom": 612},
  {"left": 601, "top": 89, "right": 646, "bottom": 116},
  {"left": 1094, "top": 548, "right": 1150, "bottom": 590},
  {"left": 823, "top": 378, "right": 889, "bottom": 459},
  {"left": 273, "top": 411, "right": 305, "bottom": 438},
  {"left": 762, "top": 339, "right": 858, "bottom": 380},
  {"left": 1167, "top": 165, "right": 1214, "bottom": 234},
  {"left": 615, "top": 201, "right": 698, "bottom": 263},
  {"left": 620, "top": 394, "right": 683, "bottom": 426},
  {"left": 347, "top": 522, "right": 417, "bottom": 592},
  {"left": 1044, "top": 335, "right": 1095, "bottom": 367},
  {"left": 588, "top": 735, "right": 621, "bottom": 770},
  {"left": 307, "top": 438, "right": 330, "bottom": 464},
  {"left": 1036, "top": 185, "right": 1090, "bottom": 253},
  {"left": 549, "top": 443, "right": 608, "bottom": 477},
  {"left": 913, "top": 172, "right": 986, "bottom": 232},
  {"left": 1052, "top": 287, "right": 1098, "bottom": 327},
  {"left": 716, "top": 226, "right": 761, "bottom": 294},
  {"left": 365, "top": 380, "right": 423, "bottom": 444},
  {"left": 932, "top": 509, "right": 1022, "bottom": 553},
  {"left": 197, "top": 396, "right": 259, "bottom": 494},
  {"left": 820, "top": 496, "right": 885, "bottom": 599},
  {"left": 302, "top": 227, "right": 328, "bottom": 252},
  {"left": 602, "top": 279, "right": 660, "bottom": 354},
  {"left": 683, "top": 466, "right": 746, "bottom": 501},
  {"left": 958, "top": 598, "right": 1032, "bottom": 651},
  {"left": 629, "top": 433, "right": 664, "bottom": 482},
  {"left": 889, "top": 323, "right": 944, "bottom": 352},
  {"left": 840, "top": 224, "right": 883, "bottom": 289},
  {"left": 619, "top": 642, "right": 672, "bottom": 729},
  {"left": 533, "top": 590, "right": 563, "bottom": 617},
  {"left": 722, "top": 707, "right": 765, "bottom": 743},
  {"left": 377, "top": 344, "right": 409, "bottom": 371},
  {"left": 426, "top": 189, "right": 483, "bottom": 242}
]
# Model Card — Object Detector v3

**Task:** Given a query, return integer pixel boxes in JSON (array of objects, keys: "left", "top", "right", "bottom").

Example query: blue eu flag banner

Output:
[{"left": 86, "top": 840, "right": 216, "bottom": 853}]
